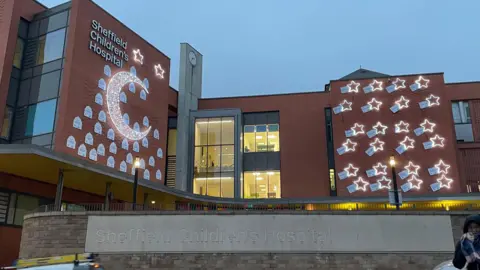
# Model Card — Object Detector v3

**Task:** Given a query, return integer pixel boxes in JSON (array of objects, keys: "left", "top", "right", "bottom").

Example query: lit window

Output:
[
  {"left": 193, "top": 117, "right": 235, "bottom": 198},
  {"left": 1, "top": 107, "right": 13, "bottom": 139},
  {"left": 13, "top": 38, "right": 24, "bottom": 68},
  {"left": 36, "top": 28, "right": 66, "bottom": 65},
  {"left": 329, "top": 169, "right": 336, "bottom": 191},
  {"left": 167, "top": 129, "right": 177, "bottom": 156},
  {"left": 243, "top": 124, "right": 280, "bottom": 153},
  {"left": 243, "top": 171, "right": 280, "bottom": 199}
]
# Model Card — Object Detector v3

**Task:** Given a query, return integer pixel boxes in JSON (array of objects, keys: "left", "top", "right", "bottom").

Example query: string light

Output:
[
  {"left": 392, "top": 78, "right": 406, "bottom": 90},
  {"left": 430, "top": 134, "right": 445, "bottom": 148},
  {"left": 341, "top": 81, "right": 360, "bottom": 93},
  {"left": 434, "top": 160, "right": 450, "bottom": 174},
  {"left": 366, "top": 98, "right": 382, "bottom": 111},
  {"left": 364, "top": 80, "right": 383, "bottom": 93},
  {"left": 340, "top": 99, "right": 353, "bottom": 111},
  {"left": 437, "top": 174, "right": 453, "bottom": 189},
  {"left": 342, "top": 139, "right": 357, "bottom": 152},
  {"left": 344, "top": 164, "right": 359, "bottom": 177},
  {"left": 407, "top": 175, "right": 423, "bottom": 190},
  {"left": 405, "top": 161, "right": 420, "bottom": 176},
  {"left": 395, "top": 96, "right": 410, "bottom": 109},
  {"left": 154, "top": 64, "right": 165, "bottom": 79},
  {"left": 373, "top": 122, "right": 388, "bottom": 135},
  {"left": 426, "top": 94, "right": 440, "bottom": 107},
  {"left": 420, "top": 119, "right": 436, "bottom": 133},
  {"left": 410, "top": 76, "right": 430, "bottom": 91},
  {"left": 132, "top": 49, "right": 144, "bottom": 65},
  {"left": 370, "top": 138, "right": 385, "bottom": 152},
  {"left": 400, "top": 136, "right": 415, "bottom": 150},
  {"left": 350, "top": 123, "right": 365, "bottom": 136},
  {"left": 377, "top": 176, "right": 392, "bottom": 190},
  {"left": 354, "top": 177, "right": 369, "bottom": 191},
  {"left": 106, "top": 71, "right": 152, "bottom": 141},
  {"left": 395, "top": 121, "right": 410, "bottom": 133},
  {"left": 373, "top": 162, "right": 387, "bottom": 176}
]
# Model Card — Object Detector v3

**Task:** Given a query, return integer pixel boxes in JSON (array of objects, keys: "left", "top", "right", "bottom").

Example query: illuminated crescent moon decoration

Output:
[{"left": 106, "top": 71, "right": 151, "bottom": 141}]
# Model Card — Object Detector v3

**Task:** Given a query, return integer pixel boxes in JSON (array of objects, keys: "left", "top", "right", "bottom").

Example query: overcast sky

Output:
[{"left": 39, "top": 0, "right": 480, "bottom": 98}]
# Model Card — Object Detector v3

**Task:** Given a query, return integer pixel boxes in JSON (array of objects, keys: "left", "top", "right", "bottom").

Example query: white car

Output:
[{"left": 433, "top": 260, "right": 465, "bottom": 270}]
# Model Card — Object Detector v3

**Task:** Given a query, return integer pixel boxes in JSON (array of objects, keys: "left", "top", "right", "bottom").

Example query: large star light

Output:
[
  {"left": 154, "top": 64, "right": 165, "bottom": 79},
  {"left": 416, "top": 76, "right": 430, "bottom": 89},
  {"left": 405, "top": 161, "right": 420, "bottom": 176},
  {"left": 367, "top": 98, "right": 382, "bottom": 111},
  {"left": 343, "top": 139, "right": 357, "bottom": 152},
  {"left": 426, "top": 94, "right": 440, "bottom": 107},
  {"left": 395, "top": 96, "right": 410, "bottom": 109},
  {"left": 370, "top": 80, "right": 383, "bottom": 92},
  {"left": 370, "top": 138, "right": 385, "bottom": 152},
  {"left": 420, "top": 119, "right": 436, "bottom": 133},
  {"left": 373, "top": 162, "right": 387, "bottom": 176},
  {"left": 354, "top": 177, "right": 369, "bottom": 191},
  {"left": 407, "top": 175, "right": 423, "bottom": 190},
  {"left": 437, "top": 174, "right": 453, "bottom": 189},
  {"left": 377, "top": 176, "right": 392, "bottom": 190},
  {"left": 344, "top": 163, "right": 359, "bottom": 177},
  {"left": 340, "top": 99, "right": 353, "bottom": 111},
  {"left": 430, "top": 134, "right": 445, "bottom": 147},
  {"left": 395, "top": 121, "right": 410, "bottom": 133},
  {"left": 133, "top": 49, "right": 144, "bottom": 65},
  {"left": 392, "top": 78, "right": 406, "bottom": 90},
  {"left": 373, "top": 122, "right": 388, "bottom": 135},
  {"left": 347, "top": 81, "right": 360, "bottom": 93},
  {"left": 400, "top": 136, "right": 415, "bottom": 150},
  {"left": 434, "top": 160, "right": 450, "bottom": 174},
  {"left": 351, "top": 123, "right": 365, "bottom": 136}
]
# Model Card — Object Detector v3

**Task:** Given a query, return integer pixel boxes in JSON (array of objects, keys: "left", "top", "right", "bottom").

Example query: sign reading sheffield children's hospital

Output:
[{"left": 89, "top": 20, "right": 129, "bottom": 68}]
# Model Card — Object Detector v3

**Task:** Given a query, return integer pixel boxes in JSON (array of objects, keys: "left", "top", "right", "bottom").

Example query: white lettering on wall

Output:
[{"left": 89, "top": 20, "right": 129, "bottom": 68}]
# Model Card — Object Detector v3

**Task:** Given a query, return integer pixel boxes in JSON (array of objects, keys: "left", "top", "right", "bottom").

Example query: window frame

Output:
[
  {"left": 242, "top": 170, "right": 281, "bottom": 199},
  {"left": 452, "top": 101, "right": 471, "bottom": 124}
]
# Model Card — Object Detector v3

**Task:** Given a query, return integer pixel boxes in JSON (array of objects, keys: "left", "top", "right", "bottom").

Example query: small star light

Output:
[
  {"left": 437, "top": 174, "right": 453, "bottom": 189},
  {"left": 407, "top": 175, "right": 423, "bottom": 190},
  {"left": 370, "top": 138, "right": 385, "bottom": 152},
  {"left": 154, "top": 64, "right": 165, "bottom": 79},
  {"left": 344, "top": 164, "right": 359, "bottom": 177},
  {"left": 373, "top": 122, "right": 388, "bottom": 135},
  {"left": 426, "top": 94, "right": 440, "bottom": 107},
  {"left": 400, "top": 136, "right": 415, "bottom": 150},
  {"left": 373, "top": 162, "right": 388, "bottom": 176},
  {"left": 377, "top": 176, "right": 392, "bottom": 190},
  {"left": 395, "top": 121, "right": 410, "bottom": 133},
  {"left": 416, "top": 76, "right": 430, "bottom": 89},
  {"left": 347, "top": 81, "right": 360, "bottom": 93},
  {"left": 340, "top": 99, "right": 353, "bottom": 111},
  {"left": 434, "top": 160, "right": 450, "bottom": 174},
  {"left": 430, "top": 134, "right": 445, "bottom": 148},
  {"left": 367, "top": 98, "right": 382, "bottom": 111},
  {"left": 420, "top": 119, "right": 436, "bottom": 133},
  {"left": 133, "top": 49, "right": 144, "bottom": 65},
  {"left": 343, "top": 139, "right": 357, "bottom": 152},
  {"left": 354, "top": 177, "right": 369, "bottom": 191},
  {"left": 351, "top": 123, "right": 365, "bottom": 136},
  {"left": 405, "top": 161, "right": 420, "bottom": 176},
  {"left": 392, "top": 78, "right": 406, "bottom": 90},
  {"left": 370, "top": 80, "right": 383, "bottom": 92},
  {"left": 395, "top": 96, "right": 410, "bottom": 109}
]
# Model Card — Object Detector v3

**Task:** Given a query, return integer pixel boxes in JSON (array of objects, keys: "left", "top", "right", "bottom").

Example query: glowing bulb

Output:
[
  {"left": 134, "top": 158, "right": 141, "bottom": 168},
  {"left": 389, "top": 157, "right": 396, "bottom": 167}
]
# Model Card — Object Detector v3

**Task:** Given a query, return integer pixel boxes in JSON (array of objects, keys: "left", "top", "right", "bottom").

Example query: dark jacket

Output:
[{"left": 453, "top": 214, "right": 480, "bottom": 270}]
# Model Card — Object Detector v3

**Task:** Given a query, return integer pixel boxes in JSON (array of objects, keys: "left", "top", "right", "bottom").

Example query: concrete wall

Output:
[{"left": 19, "top": 211, "right": 471, "bottom": 269}]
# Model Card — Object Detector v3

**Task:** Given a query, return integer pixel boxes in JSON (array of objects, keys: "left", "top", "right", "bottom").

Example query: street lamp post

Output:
[
  {"left": 132, "top": 157, "right": 140, "bottom": 210},
  {"left": 390, "top": 156, "right": 400, "bottom": 210}
]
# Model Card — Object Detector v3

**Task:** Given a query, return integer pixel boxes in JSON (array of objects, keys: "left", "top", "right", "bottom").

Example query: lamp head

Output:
[
  {"left": 134, "top": 157, "right": 140, "bottom": 168},
  {"left": 389, "top": 156, "right": 396, "bottom": 167}
]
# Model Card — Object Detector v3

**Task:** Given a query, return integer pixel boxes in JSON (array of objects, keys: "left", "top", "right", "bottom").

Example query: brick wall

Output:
[{"left": 19, "top": 212, "right": 473, "bottom": 270}]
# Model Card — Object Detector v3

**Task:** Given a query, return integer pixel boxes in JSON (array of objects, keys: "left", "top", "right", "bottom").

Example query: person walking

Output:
[{"left": 453, "top": 214, "right": 480, "bottom": 270}]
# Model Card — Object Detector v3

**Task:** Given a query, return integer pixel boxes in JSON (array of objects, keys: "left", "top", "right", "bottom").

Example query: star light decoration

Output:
[
  {"left": 405, "top": 161, "right": 420, "bottom": 176},
  {"left": 377, "top": 176, "right": 392, "bottom": 190},
  {"left": 430, "top": 134, "right": 445, "bottom": 148},
  {"left": 420, "top": 119, "right": 436, "bottom": 133},
  {"left": 346, "top": 81, "right": 360, "bottom": 93},
  {"left": 344, "top": 163, "right": 359, "bottom": 177},
  {"left": 395, "top": 121, "right": 410, "bottom": 133},
  {"left": 132, "top": 49, "right": 144, "bottom": 65},
  {"left": 370, "top": 138, "right": 385, "bottom": 152},
  {"left": 154, "top": 64, "right": 165, "bottom": 79},
  {"left": 407, "top": 175, "right": 423, "bottom": 190},
  {"left": 426, "top": 94, "right": 440, "bottom": 107},
  {"left": 437, "top": 174, "right": 453, "bottom": 189},
  {"left": 395, "top": 96, "right": 410, "bottom": 110},
  {"left": 392, "top": 78, "right": 406, "bottom": 90},
  {"left": 415, "top": 76, "right": 430, "bottom": 89},
  {"left": 373, "top": 162, "right": 387, "bottom": 176},
  {"left": 373, "top": 122, "right": 388, "bottom": 135},
  {"left": 354, "top": 177, "right": 369, "bottom": 191},
  {"left": 369, "top": 80, "right": 383, "bottom": 92},
  {"left": 350, "top": 123, "right": 365, "bottom": 136},
  {"left": 367, "top": 98, "right": 382, "bottom": 111},
  {"left": 400, "top": 136, "right": 415, "bottom": 150},
  {"left": 434, "top": 160, "right": 450, "bottom": 174},
  {"left": 343, "top": 139, "right": 357, "bottom": 152}
]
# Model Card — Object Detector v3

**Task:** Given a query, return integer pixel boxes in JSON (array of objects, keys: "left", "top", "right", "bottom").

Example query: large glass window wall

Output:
[
  {"left": 193, "top": 117, "right": 235, "bottom": 198},
  {"left": 243, "top": 171, "right": 281, "bottom": 199},
  {"left": 244, "top": 124, "right": 280, "bottom": 153}
]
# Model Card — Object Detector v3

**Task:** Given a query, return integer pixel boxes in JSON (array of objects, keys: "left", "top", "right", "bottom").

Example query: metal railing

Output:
[{"left": 31, "top": 201, "right": 480, "bottom": 214}]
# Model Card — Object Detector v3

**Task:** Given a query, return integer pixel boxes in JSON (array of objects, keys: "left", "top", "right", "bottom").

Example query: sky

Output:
[{"left": 38, "top": 0, "right": 480, "bottom": 98}]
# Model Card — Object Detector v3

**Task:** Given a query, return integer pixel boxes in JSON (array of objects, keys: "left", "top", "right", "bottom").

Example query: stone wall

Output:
[{"left": 19, "top": 211, "right": 473, "bottom": 270}]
